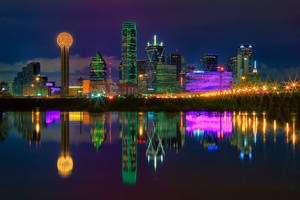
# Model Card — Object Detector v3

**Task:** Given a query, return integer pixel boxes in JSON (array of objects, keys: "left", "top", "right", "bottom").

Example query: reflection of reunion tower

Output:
[
  {"left": 57, "top": 32, "right": 73, "bottom": 97},
  {"left": 57, "top": 112, "right": 73, "bottom": 178}
]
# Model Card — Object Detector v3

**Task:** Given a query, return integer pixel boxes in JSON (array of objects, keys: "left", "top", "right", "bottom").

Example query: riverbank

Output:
[
  {"left": 0, "top": 93, "right": 299, "bottom": 116},
  {"left": 1, "top": 94, "right": 300, "bottom": 129}
]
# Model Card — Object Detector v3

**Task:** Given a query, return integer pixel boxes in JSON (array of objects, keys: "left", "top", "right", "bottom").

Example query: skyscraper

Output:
[
  {"left": 154, "top": 64, "right": 178, "bottom": 94},
  {"left": 167, "top": 54, "right": 185, "bottom": 80},
  {"left": 120, "top": 22, "right": 137, "bottom": 84},
  {"left": 202, "top": 53, "right": 218, "bottom": 72},
  {"left": 145, "top": 35, "right": 165, "bottom": 72},
  {"left": 137, "top": 60, "right": 146, "bottom": 75},
  {"left": 237, "top": 44, "right": 253, "bottom": 75},
  {"left": 90, "top": 52, "right": 107, "bottom": 82},
  {"left": 234, "top": 44, "right": 254, "bottom": 85},
  {"left": 226, "top": 56, "right": 237, "bottom": 72}
]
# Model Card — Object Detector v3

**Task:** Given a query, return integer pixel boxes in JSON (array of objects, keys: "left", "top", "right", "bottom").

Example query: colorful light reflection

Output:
[
  {"left": 186, "top": 112, "right": 232, "bottom": 135},
  {"left": 46, "top": 111, "right": 60, "bottom": 125}
]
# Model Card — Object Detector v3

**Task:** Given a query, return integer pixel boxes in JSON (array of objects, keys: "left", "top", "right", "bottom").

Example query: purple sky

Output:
[{"left": 1, "top": 0, "right": 300, "bottom": 84}]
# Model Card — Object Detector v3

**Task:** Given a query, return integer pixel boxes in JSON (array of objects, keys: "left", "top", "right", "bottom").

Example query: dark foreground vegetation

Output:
[{"left": 0, "top": 93, "right": 300, "bottom": 128}]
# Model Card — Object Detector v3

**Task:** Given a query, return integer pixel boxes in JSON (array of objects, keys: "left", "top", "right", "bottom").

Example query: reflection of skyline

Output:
[
  {"left": 1, "top": 110, "right": 299, "bottom": 184},
  {"left": 121, "top": 112, "right": 137, "bottom": 185},
  {"left": 186, "top": 111, "right": 232, "bottom": 135},
  {"left": 0, "top": 112, "right": 10, "bottom": 142},
  {"left": 146, "top": 112, "right": 185, "bottom": 171},
  {"left": 90, "top": 113, "right": 106, "bottom": 151},
  {"left": 231, "top": 112, "right": 254, "bottom": 160}
]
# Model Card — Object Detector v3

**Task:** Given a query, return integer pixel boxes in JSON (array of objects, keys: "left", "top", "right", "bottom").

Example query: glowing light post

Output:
[
  {"left": 217, "top": 66, "right": 224, "bottom": 95},
  {"left": 57, "top": 32, "right": 73, "bottom": 97}
]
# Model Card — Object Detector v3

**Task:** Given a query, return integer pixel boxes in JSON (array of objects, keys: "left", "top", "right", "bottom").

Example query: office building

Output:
[
  {"left": 154, "top": 64, "right": 178, "bottom": 94},
  {"left": 226, "top": 56, "right": 237, "bottom": 72},
  {"left": 167, "top": 54, "right": 185, "bottom": 80},
  {"left": 12, "top": 62, "right": 49, "bottom": 96},
  {"left": 234, "top": 44, "right": 254, "bottom": 85},
  {"left": 145, "top": 35, "right": 165, "bottom": 71},
  {"left": 120, "top": 22, "right": 137, "bottom": 84},
  {"left": 90, "top": 52, "right": 107, "bottom": 92},
  {"left": 90, "top": 52, "right": 107, "bottom": 82},
  {"left": 202, "top": 53, "right": 218, "bottom": 72}
]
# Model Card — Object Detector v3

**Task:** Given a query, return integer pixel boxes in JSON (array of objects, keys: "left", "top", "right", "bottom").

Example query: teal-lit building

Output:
[
  {"left": 120, "top": 22, "right": 137, "bottom": 84},
  {"left": 154, "top": 64, "right": 178, "bottom": 94},
  {"left": 90, "top": 52, "right": 107, "bottom": 83}
]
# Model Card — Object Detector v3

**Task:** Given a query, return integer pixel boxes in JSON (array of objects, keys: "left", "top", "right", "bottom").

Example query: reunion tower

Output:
[{"left": 57, "top": 32, "right": 73, "bottom": 97}]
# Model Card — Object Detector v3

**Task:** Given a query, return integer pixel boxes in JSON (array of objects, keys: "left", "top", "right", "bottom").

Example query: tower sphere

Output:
[{"left": 57, "top": 32, "right": 73, "bottom": 48}]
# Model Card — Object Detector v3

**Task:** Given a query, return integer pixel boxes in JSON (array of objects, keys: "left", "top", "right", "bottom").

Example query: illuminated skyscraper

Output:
[
  {"left": 154, "top": 64, "right": 178, "bottom": 94},
  {"left": 90, "top": 52, "right": 107, "bottom": 83},
  {"left": 145, "top": 35, "right": 165, "bottom": 71},
  {"left": 57, "top": 32, "right": 73, "bottom": 97},
  {"left": 234, "top": 44, "right": 254, "bottom": 85},
  {"left": 237, "top": 44, "right": 253, "bottom": 75},
  {"left": 120, "top": 22, "right": 137, "bottom": 84},
  {"left": 202, "top": 53, "right": 218, "bottom": 72}
]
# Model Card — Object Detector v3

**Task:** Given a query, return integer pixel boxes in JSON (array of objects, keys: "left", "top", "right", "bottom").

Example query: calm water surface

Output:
[{"left": 0, "top": 111, "right": 300, "bottom": 199}]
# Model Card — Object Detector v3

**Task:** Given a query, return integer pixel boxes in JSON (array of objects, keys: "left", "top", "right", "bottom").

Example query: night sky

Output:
[{"left": 1, "top": 0, "right": 300, "bottom": 84}]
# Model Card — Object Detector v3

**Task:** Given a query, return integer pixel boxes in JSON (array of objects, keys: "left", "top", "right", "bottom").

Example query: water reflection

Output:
[
  {"left": 90, "top": 113, "right": 106, "bottom": 151},
  {"left": 0, "top": 112, "right": 10, "bottom": 141},
  {"left": 0, "top": 110, "right": 299, "bottom": 185},
  {"left": 57, "top": 112, "right": 73, "bottom": 178},
  {"left": 121, "top": 112, "right": 138, "bottom": 184}
]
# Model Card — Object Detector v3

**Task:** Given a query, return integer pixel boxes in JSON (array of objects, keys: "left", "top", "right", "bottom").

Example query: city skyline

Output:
[{"left": 1, "top": 0, "right": 300, "bottom": 84}]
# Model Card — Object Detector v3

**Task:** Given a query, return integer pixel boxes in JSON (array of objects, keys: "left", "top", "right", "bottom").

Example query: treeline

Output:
[
  {"left": 1, "top": 94, "right": 299, "bottom": 113},
  {"left": 0, "top": 94, "right": 299, "bottom": 128}
]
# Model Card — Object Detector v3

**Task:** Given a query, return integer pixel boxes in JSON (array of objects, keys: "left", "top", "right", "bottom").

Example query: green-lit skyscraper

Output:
[
  {"left": 120, "top": 22, "right": 137, "bottom": 84},
  {"left": 90, "top": 52, "right": 107, "bottom": 83},
  {"left": 154, "top": 64, "right": 178, "bottom": 94}
]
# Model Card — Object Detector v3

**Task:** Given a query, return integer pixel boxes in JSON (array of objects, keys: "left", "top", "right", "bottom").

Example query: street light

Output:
[{"left": 217, "top": 66, "right": 224, "bottom": 94}]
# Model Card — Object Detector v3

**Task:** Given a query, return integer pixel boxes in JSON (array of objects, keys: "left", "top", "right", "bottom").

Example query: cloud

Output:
[
  {"left": 0, "top": 54, "right": 120, "bottom": 85},
  {"left": 29, "top": 54, "right": 90, "bottom": 73},
  {"left": 259, "top": 63, "right": 300, "bottom": 81}
]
